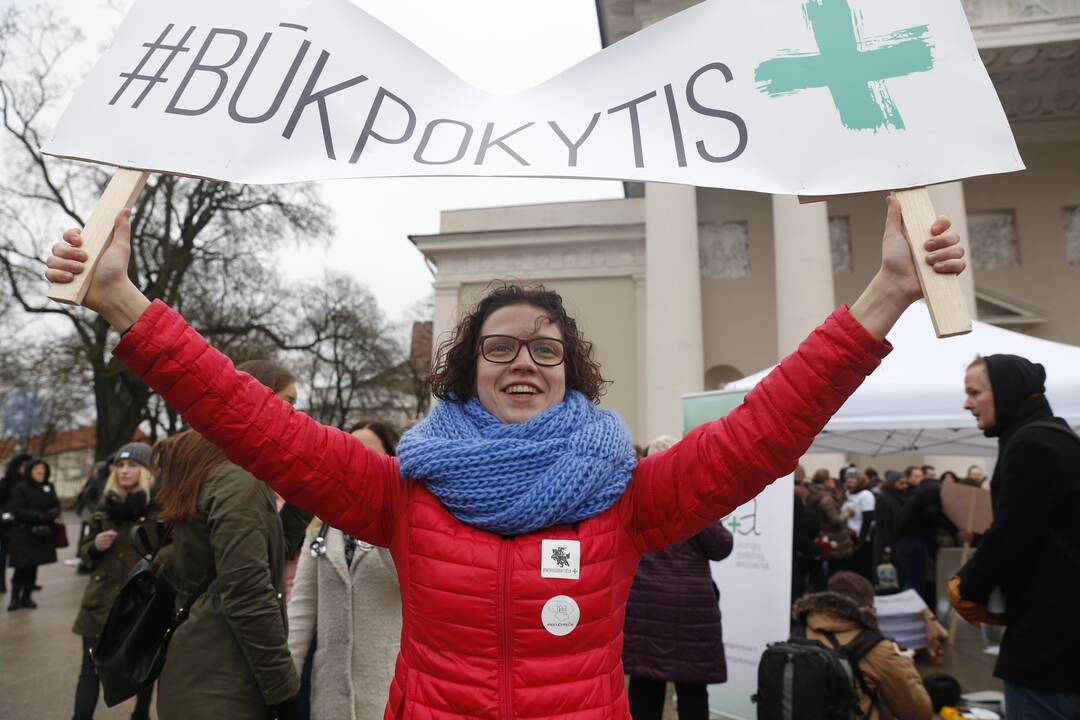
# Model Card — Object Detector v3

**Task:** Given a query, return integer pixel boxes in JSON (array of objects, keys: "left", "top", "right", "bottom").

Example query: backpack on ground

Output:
[{"left": 753, "top": 627, "right": 885, "bottom": 720}]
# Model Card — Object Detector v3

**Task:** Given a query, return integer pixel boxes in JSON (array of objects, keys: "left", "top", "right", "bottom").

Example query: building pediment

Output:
[
  {"left": 974, "top": 285, "right": 1049, "bottom": 325},
  {"left": 412, "top": 223, "right": 646, "bottom": 285}
]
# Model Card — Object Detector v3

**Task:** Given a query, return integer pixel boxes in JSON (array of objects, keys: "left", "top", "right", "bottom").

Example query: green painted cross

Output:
[
  {"left": 755, "top": 0, "right": 935, "bottom": 131},
  {"left": 726, "top": 516, "right": 741, "bottom": 533}
]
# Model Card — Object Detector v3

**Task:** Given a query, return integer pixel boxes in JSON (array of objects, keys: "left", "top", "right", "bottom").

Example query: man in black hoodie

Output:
[{"left": 950, "top": 354, "right": 1080, "bottom": 719}]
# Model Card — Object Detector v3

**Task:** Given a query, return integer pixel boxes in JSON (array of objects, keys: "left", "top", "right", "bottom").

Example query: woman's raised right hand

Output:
[{"left": 45, "top": 209, "right": 150, "bottom": 329}]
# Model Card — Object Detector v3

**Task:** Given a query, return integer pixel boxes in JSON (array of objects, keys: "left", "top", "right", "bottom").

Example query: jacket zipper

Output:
[{"left": 498, "top": 540, "right": 513, "bottom": 720}]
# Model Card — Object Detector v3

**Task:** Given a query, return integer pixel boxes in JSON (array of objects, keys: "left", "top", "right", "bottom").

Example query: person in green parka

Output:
[
  {"left": 151, "top": 359, "right": 301, "bottom": 720},
  {"left": 71, "top": 441, "right": 160, "bottom": 720}
]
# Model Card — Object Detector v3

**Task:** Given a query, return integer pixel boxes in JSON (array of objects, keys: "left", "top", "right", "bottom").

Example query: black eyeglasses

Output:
[{"left": 478, "top": 335, "right": 566, "bottom": 367}]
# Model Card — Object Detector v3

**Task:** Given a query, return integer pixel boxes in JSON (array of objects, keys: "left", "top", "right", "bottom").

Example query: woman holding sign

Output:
[{"left": 45, "top": 197, "right": 963, "bottom": 719}]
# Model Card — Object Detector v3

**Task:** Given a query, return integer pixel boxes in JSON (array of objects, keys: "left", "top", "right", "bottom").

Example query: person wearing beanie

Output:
[
  {"left": 794, "top": 571, "right": 932, "bottom": 720},
  {"left": 71, "top": 441, "right": 160, "bottom": 720},
  {"left": 113, "top": 441, "right": 152, "bottom": 470},
  {"left": 950, "top": 354, "right": 1080, "bottom": 717}
]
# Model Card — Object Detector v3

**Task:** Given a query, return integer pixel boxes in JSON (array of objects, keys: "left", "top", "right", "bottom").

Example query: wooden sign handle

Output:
[
  {"left": 894, "top": 187, "right": 972, "bottom": 338},
  {"left": 47, "top": 168, "right": 149, "bottom": 306},
  {"left": 947, "top": 491, "right": 980, "bottom": 645}
]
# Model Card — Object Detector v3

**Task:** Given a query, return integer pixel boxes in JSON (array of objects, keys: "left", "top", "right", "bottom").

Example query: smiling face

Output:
[
  {"left": 29, "top": 463, "right": 46, "bottom": 482},
  {"left": 964, "top": 364, "right": 996, "bottom": 431},
  {"left": 475, "top": 304, "right": 567, "bottom": 424},
  {"left": 115, "top": 459, "right": 142, "bottom": 491}
]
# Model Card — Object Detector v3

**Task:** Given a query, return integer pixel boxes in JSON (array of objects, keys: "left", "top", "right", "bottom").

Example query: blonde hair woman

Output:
[{"left": 72, "top": 442, "right": 159, "bottom": 720}]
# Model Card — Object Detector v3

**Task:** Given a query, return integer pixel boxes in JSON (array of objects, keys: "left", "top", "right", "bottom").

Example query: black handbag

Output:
[{"left": 93, "top": 524, "right": 215, "bottom": 707}]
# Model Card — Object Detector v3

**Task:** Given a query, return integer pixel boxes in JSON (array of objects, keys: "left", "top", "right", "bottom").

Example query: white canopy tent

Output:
[{"left": 717, "top": 302, "right": 1080, "bottom": 456}]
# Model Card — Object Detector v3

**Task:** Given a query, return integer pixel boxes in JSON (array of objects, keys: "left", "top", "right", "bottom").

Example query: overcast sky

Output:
[{"left": 34, "top": 0, "right": 623, "bottom": 319}]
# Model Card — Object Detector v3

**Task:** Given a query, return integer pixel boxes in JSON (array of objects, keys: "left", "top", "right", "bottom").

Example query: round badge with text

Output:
[{"left": 541, "top": 595, "right": 580, "bottom": 637}]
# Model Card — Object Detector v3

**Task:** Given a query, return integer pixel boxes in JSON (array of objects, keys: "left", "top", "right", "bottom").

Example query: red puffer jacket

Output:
[{"left": 115, "top": 301, "right": 889, "bottom": 720}]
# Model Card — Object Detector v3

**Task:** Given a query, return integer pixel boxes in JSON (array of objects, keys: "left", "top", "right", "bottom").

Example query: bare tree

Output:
[
  {"left": 0, "top": 332, "right": 93, "bottom": 454},
  {"left": 0, "top": 6, "right": 333, "bottom": 457},
  {"left": 290, "top": 273, "right": 406, "bottom": 429}
]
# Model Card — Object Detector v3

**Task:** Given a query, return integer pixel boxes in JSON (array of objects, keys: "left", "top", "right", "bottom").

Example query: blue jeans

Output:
[{"left": 1005, "top": 682, "right": 1080, "bottom": 720}]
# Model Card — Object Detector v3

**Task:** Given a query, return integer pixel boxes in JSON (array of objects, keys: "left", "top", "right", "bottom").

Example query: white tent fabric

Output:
[{"left": 723, "top": 302, "right": 1080, "bottom": 456}]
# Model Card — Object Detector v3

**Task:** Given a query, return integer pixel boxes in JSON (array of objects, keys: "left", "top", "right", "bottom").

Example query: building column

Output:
[
  {"left": 634, "top": 273, "right": 648, "bottom": 444},
  {"left": 928, "top": 182, "right": 976, "bottom": 318},
  {"left": 430, "top": 282, "right": 461, "bottom": 367},
  {"left": 772, "top": 194, "right": 845, "bottom": 473},
  {"left": 645, "top": 183, "right": 704, "bottom": 440},
  {"left": 772, "top": 194, "right": 836, "bottom": 356}
]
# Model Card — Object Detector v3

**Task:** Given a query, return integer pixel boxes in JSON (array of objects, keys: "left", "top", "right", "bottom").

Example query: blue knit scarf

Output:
[{"left": 397, "top": 391, "right": 637, "bottom": 536}]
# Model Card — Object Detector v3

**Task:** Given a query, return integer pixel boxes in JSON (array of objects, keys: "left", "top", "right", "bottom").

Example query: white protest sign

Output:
[
  {"left": 44, "top": 0, "right": 1022, "bottom": 194},
  {"left": 708, "top": 475, "right": 793, "bottom": 720}
]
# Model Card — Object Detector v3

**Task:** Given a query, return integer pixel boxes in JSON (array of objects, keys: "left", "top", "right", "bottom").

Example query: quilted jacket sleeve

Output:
[
  {"left": 113, "top": 301, "right": 406, "bottom": 546},
  {"left": 619, "top": 306, "right": 890, "bottom": 554}
]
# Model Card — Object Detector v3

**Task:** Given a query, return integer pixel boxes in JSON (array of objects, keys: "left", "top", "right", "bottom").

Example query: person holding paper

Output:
[
  {"left": 950, "top": 354, "right": 1080, "bottom": 719},
  {"left": 44, "top": 197, "right": 964, "bottom": 719}
]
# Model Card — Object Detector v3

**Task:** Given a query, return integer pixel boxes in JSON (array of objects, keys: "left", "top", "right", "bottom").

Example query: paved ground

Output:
[
  {"left": 0, "top": 512, "right": 1001, "bottom": 720},
  {"left": 0, "top": 512, "right": 157, "bottom": 719}
]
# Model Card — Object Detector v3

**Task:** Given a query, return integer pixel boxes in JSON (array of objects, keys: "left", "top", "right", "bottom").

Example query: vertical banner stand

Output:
[{"left": 47, "top": 167, "right": 149, "bottom": 306}]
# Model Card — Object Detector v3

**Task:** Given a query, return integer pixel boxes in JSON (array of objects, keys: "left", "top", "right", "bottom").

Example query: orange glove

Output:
[{"left": 948, "top": 576, "right": 1006, "bottom": 627}]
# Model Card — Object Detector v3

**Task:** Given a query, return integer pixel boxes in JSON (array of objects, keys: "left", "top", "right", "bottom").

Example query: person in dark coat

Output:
[
  {"left": 151, "top": 359, "right": 300, "bottom": 720},
  {"left": 71, "top": 442, "right": 160, "bottom": 720},
  {"left": 0, "top": 452, "right": 33, "bottom": 593},
  {"left": 792, "top": 480, "right": 821, "bottom": 601},
  {"left": 7, "top": 458, "right": 61, "bottom": 610},
  {"left": 872, "top": 470, "right": 907, "bottom": 570},
  {"left": 950, "top": 354, "right": 1080, "bottom": 718},
  {"left": 892, "top": 466, "right": 945, "bottom": 607},
  {"left": 622, "top": 436, "right": 735, "bottom": 720}
]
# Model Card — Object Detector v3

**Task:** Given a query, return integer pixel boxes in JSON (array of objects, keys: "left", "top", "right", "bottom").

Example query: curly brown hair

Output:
[{"left": 428, "top": 282, "right": 609, "bottom": 403}]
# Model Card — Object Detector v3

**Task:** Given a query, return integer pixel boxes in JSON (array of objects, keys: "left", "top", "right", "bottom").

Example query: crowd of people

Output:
[
  {"left": 3, "top": 198, "right": 1070, "bottom": 718},
  {"left": 792, "top": 460, "right": 988, "bottom": 606}
]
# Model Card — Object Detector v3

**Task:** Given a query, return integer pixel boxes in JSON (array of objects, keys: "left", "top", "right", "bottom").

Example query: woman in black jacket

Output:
[
  {"left": 0, "top": 452, "right": 33, "bottom": 594},
  {"left": 7, "top": 458, "right": 61, "bottom": 610}
]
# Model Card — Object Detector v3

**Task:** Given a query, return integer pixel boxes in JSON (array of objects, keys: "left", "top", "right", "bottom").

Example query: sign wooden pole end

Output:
[
  {"left": 47, "top": 168, "right": 149, "bottom": 306},
  {"left": 894, "top": 187, "right": 972, "bottom": 338}
]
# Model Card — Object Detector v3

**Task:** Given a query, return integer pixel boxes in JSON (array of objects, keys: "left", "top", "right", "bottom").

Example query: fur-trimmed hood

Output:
[{"left": 793, "top": 591, "right": 879, "bottom": 632}]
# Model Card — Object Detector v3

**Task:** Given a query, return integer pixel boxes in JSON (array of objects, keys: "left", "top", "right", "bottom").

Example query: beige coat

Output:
[
  {"left": 795, "top": 592, "right": 933, "bottom": 720},
  {"left": 287, "top": 525, "right": 402, "bottom": 720}
]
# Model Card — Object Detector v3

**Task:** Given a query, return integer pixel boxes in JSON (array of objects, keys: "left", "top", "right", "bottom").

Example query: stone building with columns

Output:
[{"left": 412, "top": 0, "right": 1080, "bottom": 449}]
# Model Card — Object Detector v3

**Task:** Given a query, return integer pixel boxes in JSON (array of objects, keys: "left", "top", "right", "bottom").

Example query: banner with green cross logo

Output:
[{"left": 47, "top": 0, "right": 1022, "bottom": 196}]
